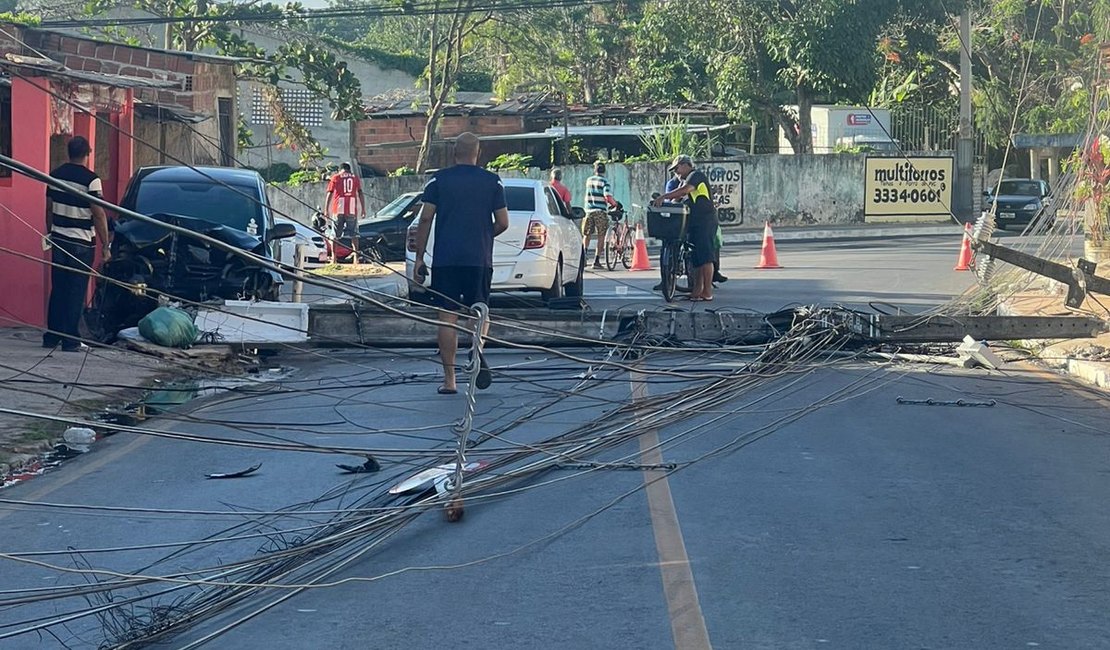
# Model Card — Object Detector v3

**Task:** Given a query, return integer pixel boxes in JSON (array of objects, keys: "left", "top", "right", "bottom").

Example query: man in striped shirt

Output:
[
  {"left": 43, "top": 136, "right": 110, "bottom": 351},
  {"left": 582, "top": 161, "right": 617, "bottom": 269}
]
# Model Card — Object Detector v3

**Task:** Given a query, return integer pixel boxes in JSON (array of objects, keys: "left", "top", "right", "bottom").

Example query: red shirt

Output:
[
  {"left": 550, "top": 179, "right": 572, "bottom": 206},
  {"left": 327, "top": 171, "right": 362, "bottom": 216}
]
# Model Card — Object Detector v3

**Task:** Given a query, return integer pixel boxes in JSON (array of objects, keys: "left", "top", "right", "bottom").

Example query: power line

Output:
[{"left": 39, "top": 0, "right": 611, "bottom": 29}]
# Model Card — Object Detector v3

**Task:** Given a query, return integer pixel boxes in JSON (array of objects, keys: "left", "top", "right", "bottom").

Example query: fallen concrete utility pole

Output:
[{"left": 307, "top": 303, "right": 1106, "bottom": 348}]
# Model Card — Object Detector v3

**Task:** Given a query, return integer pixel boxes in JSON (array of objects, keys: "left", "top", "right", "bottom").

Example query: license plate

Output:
[{"left": 1000, "top": 212, "right": 1016, "bottom": 219}]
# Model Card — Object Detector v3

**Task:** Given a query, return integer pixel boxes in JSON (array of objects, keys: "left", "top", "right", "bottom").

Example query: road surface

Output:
[{"left": 3, "top": 233, "right": 1109, "bottom": 649}]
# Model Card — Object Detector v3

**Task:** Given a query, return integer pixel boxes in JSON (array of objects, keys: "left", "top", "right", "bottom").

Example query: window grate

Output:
[{"left": 250, "top": 86, "right": 324, "bottom": 127}]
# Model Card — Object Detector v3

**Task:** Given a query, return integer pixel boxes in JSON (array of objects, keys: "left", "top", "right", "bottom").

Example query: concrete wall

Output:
[
  {"left": 268, "top": 152, "right": 980, "bottom": 229},
  {"left": 235, "top": 27, "right": 418, "bottom": 171}
]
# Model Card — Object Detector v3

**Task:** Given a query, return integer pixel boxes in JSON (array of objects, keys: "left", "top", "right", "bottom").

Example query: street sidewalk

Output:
[
  {"left": 719, "top": 221, "right": 961, "bottom": 245},
  {"left": 0, "top": 328, "right": 168, "bottom": 478},
  {"left": 999, "top": 292, "right": 1110, "bottom": 389}
]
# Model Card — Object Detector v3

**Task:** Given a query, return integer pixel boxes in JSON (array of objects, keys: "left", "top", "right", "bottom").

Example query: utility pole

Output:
[{"left": 956, "top": 6, "right": 974, "bottom": 221}]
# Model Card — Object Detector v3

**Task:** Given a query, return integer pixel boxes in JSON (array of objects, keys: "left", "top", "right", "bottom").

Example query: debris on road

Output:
[
  {"left": 205, "top": 462, "right": 262, "bottom": 479},
  {"left": 336, "top": 456, "right": 382, "bottom": 474}
]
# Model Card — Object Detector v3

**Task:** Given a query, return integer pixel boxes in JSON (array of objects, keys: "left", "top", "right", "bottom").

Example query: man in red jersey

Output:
[{"left": 324, "top": 162, "right": 365, "bottom": 262}]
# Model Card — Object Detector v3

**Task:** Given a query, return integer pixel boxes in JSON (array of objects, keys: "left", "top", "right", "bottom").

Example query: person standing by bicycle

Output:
[
  {"left": 651, "top": 155, "right": 718, "bottom": 301},
  {"left": 583, "top": 162, "right": 617, "bottom": 270},
  {"left": 664, "top": 167, "right": 727, "bottom": 285}
]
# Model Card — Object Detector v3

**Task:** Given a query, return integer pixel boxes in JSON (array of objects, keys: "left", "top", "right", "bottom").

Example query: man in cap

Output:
[{"left": 651, "top": 155, "right": 719, "bottom": 301}]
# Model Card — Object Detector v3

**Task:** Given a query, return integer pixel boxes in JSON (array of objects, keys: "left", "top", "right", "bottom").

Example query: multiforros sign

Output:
[{"left": 864, "top": 157, "right": 954, "bottom": 217}]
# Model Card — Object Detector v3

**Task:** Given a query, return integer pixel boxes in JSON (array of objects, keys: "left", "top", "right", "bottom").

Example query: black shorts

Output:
[
  {"left": 430, "top": 266, "right": 493, "bottom": 311},
  {"left": 686, "top": 216, "right": 719, "bottom": 267}
]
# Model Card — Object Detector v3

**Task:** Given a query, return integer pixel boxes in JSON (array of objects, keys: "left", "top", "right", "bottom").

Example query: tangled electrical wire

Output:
[{"left": 0, "top": 306, "right": 883, "bottom": 649}]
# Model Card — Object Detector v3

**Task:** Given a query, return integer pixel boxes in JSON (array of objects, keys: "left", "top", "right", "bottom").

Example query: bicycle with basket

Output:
[{"left": 646, "top": 201, "right": 695, "bottom": 302}]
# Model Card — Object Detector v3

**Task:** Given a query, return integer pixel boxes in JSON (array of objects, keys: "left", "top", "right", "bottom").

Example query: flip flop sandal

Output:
[{"left": 437, "top": 386, "right": 458, "bottom": 395}]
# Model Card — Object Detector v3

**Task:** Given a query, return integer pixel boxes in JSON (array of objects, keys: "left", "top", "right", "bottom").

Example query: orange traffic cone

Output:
[
  {"left": 630, "top": 223, "right": 652, "bottom": 271},
  {"left": 954, "top": 222, "right": 973, "bottom": 271},
  {"left": 754, "top": 222, "right": 782, "bottom": 269}
]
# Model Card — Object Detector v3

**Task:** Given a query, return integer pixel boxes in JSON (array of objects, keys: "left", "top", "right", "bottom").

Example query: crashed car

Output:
[{"left": 85, "top": 166, "right": 294, "bottom": 341}]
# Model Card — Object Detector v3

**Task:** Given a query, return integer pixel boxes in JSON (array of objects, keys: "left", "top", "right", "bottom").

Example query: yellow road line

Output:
[{"left": 631, "top": 373, "right": 712, "bottom": 650}]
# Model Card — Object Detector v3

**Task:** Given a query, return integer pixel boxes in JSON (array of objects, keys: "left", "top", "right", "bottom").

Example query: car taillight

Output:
[
  {"left": 524, "top": 220, "right": 547, "bottom": 249},
  {"left": 406, "top": 225, "right": 418, "bottom": 252}
]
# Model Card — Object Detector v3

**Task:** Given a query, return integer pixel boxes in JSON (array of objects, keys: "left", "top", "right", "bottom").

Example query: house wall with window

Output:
[{"left": 231, "top": 27, "right": 417, "bottom": 174}]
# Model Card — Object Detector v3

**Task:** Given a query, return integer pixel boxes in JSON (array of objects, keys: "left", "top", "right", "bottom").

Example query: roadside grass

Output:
[{"left": 312, "top": 262, "right": 396, "bottom": 278}]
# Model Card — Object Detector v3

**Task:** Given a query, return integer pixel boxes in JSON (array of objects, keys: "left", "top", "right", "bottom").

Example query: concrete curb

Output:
[
  {"left": 998, "top": 297, "right": 1110, "bottom": 389},
  {"left": 720, "top": 224, "right": 962, "bottom": 244}
]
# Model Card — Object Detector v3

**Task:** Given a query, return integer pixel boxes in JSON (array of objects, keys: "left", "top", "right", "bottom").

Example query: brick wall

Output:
[
  {"left": 22, "top": 29, "right": 235, "bottom": 116},
  {"left": 354, "top": 113, "right": 528, "bottom": 174},
  {"left": 0, "top": 23, "right": 24, "bottom": 57}
]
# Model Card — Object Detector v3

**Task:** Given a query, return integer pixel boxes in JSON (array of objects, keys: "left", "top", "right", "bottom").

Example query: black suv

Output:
[
  {"left": 984, "top": 178, "right": 1053, "bottom": 230},
  {"left": 86, "top": 166, "right": 295, "bottom": 340},
  {"left": 353, "top": 191, "right": 422, "bottom": 261}
]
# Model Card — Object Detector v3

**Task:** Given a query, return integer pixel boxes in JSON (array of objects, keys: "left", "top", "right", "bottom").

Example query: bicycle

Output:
[
  {"left": 645, "top": 203, "right": 694, "bottom": 302},
  {"left": 603, "top": 202, "right": 634, "bottom": 271}
]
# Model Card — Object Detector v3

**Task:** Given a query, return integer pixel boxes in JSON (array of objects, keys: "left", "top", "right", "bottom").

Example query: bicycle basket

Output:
[{"left": 646, "top": 206, "right": 687, "bottom": 240}]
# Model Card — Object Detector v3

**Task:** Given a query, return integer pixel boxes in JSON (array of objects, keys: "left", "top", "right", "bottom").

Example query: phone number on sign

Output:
[{"left": 872, "top": 187, "right": 946, "bottom": 204}]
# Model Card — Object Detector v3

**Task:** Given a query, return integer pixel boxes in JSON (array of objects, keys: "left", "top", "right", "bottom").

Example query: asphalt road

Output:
[
  {"left": 2, "top": 233, "right": 1109, "bottom": 649},
  {"left": 294, "top": 230, "right": 1070, "bottom": 313}
]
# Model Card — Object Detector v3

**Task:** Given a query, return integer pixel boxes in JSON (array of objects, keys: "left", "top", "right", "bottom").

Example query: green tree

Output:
[
  {"left": 627, "top": 0, "right": 950, "bottom": 153},
  {"left": 414, "top": 0, "right": 492, "bottom": 172},
  {"left": 77, "top": 0, "right": 365, "bottom": 157},
  {"left": 949, "top": 0, "right": 1103, "bottom": 149},
  {"left": 478, "top": 1, "right": 649, "bottom": 104}
]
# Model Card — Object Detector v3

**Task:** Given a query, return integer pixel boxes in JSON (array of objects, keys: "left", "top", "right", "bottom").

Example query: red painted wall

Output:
[
  {"left": 0, "top": 77, "right": 52, "bottom": 328},
  {"left": 0, "top": 77, "right": 134, "bottom": 329}
]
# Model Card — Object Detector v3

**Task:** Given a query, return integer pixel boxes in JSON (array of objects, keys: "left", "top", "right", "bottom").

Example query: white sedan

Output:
[
  {"left": 276, "top": 218, "right": 329, "bottom": 270},
  {"left": 406, "top": 177, "right": 586, "bottom": 301}
]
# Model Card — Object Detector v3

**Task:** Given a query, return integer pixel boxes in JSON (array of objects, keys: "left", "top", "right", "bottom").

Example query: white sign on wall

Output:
[{"left": 704, "top": 161, "right": 744, "bottom": 227}]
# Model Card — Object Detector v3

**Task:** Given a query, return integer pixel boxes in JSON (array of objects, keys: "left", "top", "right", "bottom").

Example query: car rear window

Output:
[
  {"left": 997, "top": 181, "right": 1041, "bottom": 196},
  {"left": 133, "top": 180, "right": 264, "bottom": 234},
  {"left": 505, "top": 186, "right": 536, "bottom": 212}
]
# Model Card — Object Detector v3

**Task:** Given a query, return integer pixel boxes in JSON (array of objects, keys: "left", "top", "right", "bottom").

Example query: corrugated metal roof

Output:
[
  {"left": 2, "top": 53, "right": 180, "bottom": 89},
  {"left": 362, "top": 90, "right": 725, "bottom": 120}
]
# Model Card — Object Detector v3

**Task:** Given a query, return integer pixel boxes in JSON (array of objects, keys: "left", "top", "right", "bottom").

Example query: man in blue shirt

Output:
[{"left": 412, "top": 132, "right": 509, "bottom": 394}]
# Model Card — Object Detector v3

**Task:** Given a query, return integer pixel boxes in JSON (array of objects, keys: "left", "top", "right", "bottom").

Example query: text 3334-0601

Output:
[{"left": 873, "top": 188, "right": 945, "bottom": 204}]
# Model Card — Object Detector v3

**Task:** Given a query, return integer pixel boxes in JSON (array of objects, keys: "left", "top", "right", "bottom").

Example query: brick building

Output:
[
  {"left": 15, "top": 23, "right": 240, "bottom": 170},
  {"left": 356, "top": 92, "right": 562, "bottom": 174},
  {"left": 355, "top": 91, "right": 727, "bottom": 175}
]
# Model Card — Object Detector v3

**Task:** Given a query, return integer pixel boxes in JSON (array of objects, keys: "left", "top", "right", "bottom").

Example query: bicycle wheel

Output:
[
  {"left": 604, "top": 226, "right": 618, "bottom": 271},
  {"left": 620, "top": 227, "right": 634, "bottom": 269},
  {"left": 676, "top": 244, "right": 693, "bottom": 293},
  {"left": 659, "top": 242, "right": 678, "bottom": 302}
]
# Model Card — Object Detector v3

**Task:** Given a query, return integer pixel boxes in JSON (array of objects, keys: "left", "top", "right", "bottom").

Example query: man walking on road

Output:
[
  {"left": 43, "top": 136, "right": 110, "bottom": 351},
  {"left": 652, "top": 155, "right": 718, "bottom": 301},
  {"left": 582, "top": 162, "right": 616, "bottom": 269},
  {"left": 549, "top": 167, "right": 572, "bottom": 207},
  {"left": 324, "top": 162, "right": 365, "bottom": 262},
  {"left": 412, "top": 133, "right": 509, "bottom": 395}
]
